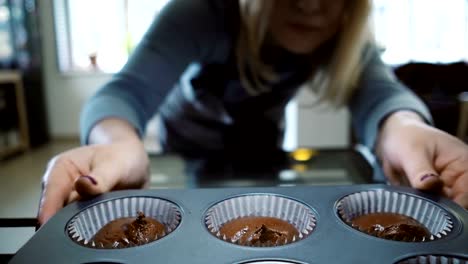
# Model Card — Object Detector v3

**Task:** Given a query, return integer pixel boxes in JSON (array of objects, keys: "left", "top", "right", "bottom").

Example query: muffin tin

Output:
[{"left": 11, "top": 184, "right": 468, "bottom": 264}]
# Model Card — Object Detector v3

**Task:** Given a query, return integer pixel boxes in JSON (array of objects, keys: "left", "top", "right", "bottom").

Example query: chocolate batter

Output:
[
  {"left": 92, "top": 212, "right": 165, "bottom": 248},
  {"left": 219, "top": 216, "right": 299, "bottom": 246},
  {"left": 351, "top": 212, "right": 431, "bottom": 242}
]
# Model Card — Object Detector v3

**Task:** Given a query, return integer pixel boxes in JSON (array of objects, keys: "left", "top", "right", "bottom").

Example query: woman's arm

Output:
[
  {"left": 39, "top": 0, "right": 236, "bottom": 225},
  {"left": 88, "top": 118, "right": 140, "bottom": 144},
  {"left": 349, "top": 43, "right": 468, "bottom": 208},
  {"left": 348, "top": 43, "right": 432, "bottom": 151},
  {"left": 80, "top": 0, "right": 235, "bottom": 144}
]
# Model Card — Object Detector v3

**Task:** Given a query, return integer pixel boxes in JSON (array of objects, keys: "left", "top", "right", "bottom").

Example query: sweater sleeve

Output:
[
  {"left": 349, "top": 44, "right": 433, "bottom": 151},
  {"left": 80, "top": 0, "right": 233, "bottom": 144}
]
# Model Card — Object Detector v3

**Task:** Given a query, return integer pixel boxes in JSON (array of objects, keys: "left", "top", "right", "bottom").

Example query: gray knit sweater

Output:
[{"left": 80, "top": 0, "right": 431, "bottom": 159}]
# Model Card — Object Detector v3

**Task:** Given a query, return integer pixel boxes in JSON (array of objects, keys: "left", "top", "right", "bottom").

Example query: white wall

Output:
[
  {"left": 283, "top": 87, "right": 350, "bottom": 150},
  {"left": 39, "top": 0, "right": 111, "bottom": 137}
]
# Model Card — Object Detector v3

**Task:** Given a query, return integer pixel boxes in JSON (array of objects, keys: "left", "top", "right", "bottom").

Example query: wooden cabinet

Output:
[
  {"left": 0, "top": 70, "right": 29, "bottom": 159},
  {"left": 458, "top": 92, "right": 468, "bottom": 142}
]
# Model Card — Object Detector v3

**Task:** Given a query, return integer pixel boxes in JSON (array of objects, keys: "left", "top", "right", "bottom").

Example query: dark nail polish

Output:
[
  {"left": 82, "top": 175, "right": 97, "bottom": 185},
  {"left": 35, "top": 221, "right": 40, "bottom": 231},
  {"left": 421, "top": 173, "right": 438, "bottom": 182}
]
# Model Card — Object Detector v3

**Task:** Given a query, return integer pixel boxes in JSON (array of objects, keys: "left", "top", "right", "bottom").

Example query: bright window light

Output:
[
  {"left": 372, "top": 0, "right": 468, "bottom": 65},
  {"left": 53, "top": 0, "right": 468, "bottom": 73},
  {"left": 54, "top": 0, "right": 169, "bottom": 73}
]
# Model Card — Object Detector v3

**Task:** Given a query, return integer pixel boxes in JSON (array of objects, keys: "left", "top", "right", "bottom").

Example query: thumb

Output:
[
  {"left": 400, "top": 151, "right": 443, "bottom": 192},
  {"left": 74, "top": 163, "right": 122, "bottom": 198}
]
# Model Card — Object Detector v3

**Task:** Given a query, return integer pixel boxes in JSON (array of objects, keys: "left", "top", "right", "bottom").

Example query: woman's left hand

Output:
[{"left": 376, "top": 111, "right": 468, "bottom": 209}]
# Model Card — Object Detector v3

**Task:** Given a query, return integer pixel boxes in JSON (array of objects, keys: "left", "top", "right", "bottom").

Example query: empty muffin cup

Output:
[
  {"left": 336, "top": 189, "right": 453, "bottom": 242},
  {"left": 67, "top": 196, "right": 181, "bottom": 249},
  {"left": 205, "top": 194, "right": 316, "bottom": 247},
  {"left": 396, "top": 255, "right": 468, "bottom": 264}
]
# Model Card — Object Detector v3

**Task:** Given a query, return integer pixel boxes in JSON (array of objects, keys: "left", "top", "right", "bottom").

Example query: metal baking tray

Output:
[{"left": 10, "top": 184, "right": 468, "bottom": 264}]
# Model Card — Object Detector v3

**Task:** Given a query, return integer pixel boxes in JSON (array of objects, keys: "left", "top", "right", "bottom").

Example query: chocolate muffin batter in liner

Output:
[
  {"left": 396, "top": 255, "right": 468, "bottom": 264},
  {"left": 337, "top": 189, "right": 453, "bottom": 242},
  {"left": 205, "top": 194, "right": 316, "bottom": 247},
  {"left": 66, "top": 197, "right": 181, "bottom": 249}
]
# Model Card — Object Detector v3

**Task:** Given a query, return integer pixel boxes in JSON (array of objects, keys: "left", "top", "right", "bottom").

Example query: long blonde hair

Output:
[{"left": 237, "top": 0, "right": 373, "bottom": 106}]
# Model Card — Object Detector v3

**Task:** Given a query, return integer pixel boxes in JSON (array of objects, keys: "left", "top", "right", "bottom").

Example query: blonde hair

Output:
[{"left": 237, "top": 0, "right": 373, "bottom": 106}]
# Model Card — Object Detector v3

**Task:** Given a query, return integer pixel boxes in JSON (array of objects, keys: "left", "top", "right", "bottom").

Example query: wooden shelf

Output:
[
  {"left": 0, "top": 145, "right": 26, "bottom": 160},
  {"left": 0, "top": 70, "right": 29, "bottom": 159},
  {"left": 0, "top": 70, "right": 21, "bottom": 82}
]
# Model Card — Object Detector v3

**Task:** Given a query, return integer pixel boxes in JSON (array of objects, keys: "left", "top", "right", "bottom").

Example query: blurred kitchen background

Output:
[{"left": 0, "top": 0, "right": 468, "bottom": 258}]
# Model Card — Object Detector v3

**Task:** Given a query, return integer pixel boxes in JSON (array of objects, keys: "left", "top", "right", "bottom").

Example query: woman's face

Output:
[{"left": 268, "top": 0, "right": 346, "bottom": 54}]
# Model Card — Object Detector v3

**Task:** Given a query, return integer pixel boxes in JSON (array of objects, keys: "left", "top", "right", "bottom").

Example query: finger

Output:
[
  {"left": 451, "top": 171, "right": 468, "bottom": 209},
  {"left": 400, "top": 152, "right": 443, "bottom": 192},
  {"left": 448, "top": 167, "right": 468, "bottom": 192},
  {"left": 38, "top": 158, "right": 81, "bottom": 225},
  {"left": 38, "top": 185, "right": 72, "bottom": 225},
  {"left": 74, "top": 175, "right": 99, "bottom": 198},
  {"left": 74, "top": 162, "right": 122, "bottom": 198},
  {"left": 442, "top": 186, "right": 453, "bottom": 199},
  {"left": 453, "top": 192, "right": 468, "bottom": 209},
  {"left": 382, "top": 160, "right": 405, "bottom": 186},
  {"left": 67, "top": 190, "right": 80, "bottom": 204}
]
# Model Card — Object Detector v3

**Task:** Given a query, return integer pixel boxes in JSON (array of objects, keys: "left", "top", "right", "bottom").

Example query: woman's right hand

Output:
[{"left": 37, "top": 120, "right": 150, "bottom": 226}]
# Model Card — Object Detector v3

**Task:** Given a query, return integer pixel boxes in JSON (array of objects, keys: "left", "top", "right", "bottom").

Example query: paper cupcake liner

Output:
[
  {"left": 336, "top": 189, "right": 453, "bottom": 242},
  {"left": 67, "top": 196, "right": 181, "bottom": 249},
  {"left": 205, "top": 194, "right": 316, "bottom": 247},
  {"left": 396, "top": 255, "right": 468, "bottom": 264}
]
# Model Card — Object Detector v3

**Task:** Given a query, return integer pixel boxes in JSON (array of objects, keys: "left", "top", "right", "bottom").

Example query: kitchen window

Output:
[
  {"left": 373, "top": 0, "right": 468, "bottom": 65},
  {"left": 53, "top": 0, "right": 169, "bottom": 73},
  {"left": 53, "top": 0, "right": 468, "bottom": 74}
]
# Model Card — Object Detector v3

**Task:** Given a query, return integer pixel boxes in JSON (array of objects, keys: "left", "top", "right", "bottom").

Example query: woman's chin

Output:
[{"left": 275, "top": 37, "right": 321, "bottom": 55}]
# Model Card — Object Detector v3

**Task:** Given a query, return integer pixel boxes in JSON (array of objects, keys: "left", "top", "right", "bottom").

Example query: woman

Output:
[{"left": 38, "top": 0, "right": 468, "bottom": 225}]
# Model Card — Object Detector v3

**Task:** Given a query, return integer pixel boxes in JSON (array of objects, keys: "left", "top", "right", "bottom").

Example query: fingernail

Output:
[
  {"left": 421, "top": 173, "right": 438, "bottom": 182},
  {"left": 35, "top": 221, "right": 40, "bottom": 231},
  {"left": 81, "top": 175, "right": 97, "bottom": 185}
]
